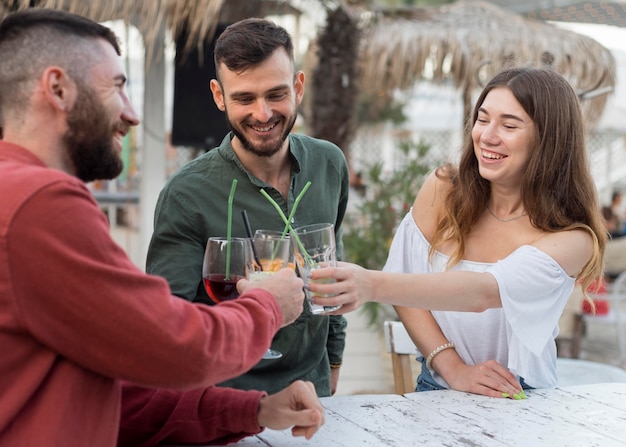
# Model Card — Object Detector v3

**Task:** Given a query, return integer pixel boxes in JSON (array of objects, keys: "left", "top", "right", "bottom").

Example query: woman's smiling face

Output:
[{"left": 472, "top": 87, "right": 537, "bottom": 187}]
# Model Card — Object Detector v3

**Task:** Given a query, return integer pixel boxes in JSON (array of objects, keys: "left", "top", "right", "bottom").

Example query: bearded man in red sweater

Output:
[{"left": 0, "top": 8, "right": 323, "bottom": 446}]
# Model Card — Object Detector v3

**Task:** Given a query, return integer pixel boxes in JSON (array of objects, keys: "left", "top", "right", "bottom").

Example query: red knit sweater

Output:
[{"left": 0, "top": 142, "right": 280, "bottom": 446}]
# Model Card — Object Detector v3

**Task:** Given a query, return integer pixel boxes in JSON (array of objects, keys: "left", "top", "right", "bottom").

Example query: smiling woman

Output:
[
  {"left": 472, "top": 87, "right": 536, "bottom": 195},
  {"left": 312, "top": 66, "right": 607, "bottom": 400}
]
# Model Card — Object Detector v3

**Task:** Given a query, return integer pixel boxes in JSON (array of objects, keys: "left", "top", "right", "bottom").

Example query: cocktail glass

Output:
[
  {"left": 292, "top": 223, "right": 342, "bottom": 315},
  {"left": 249, "top": 230, "right": 293, "bottom": 359}
]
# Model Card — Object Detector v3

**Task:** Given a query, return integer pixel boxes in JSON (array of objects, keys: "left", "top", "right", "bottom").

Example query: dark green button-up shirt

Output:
[{"left": 146, "top": 132, "right": 349, "bottom": 396}]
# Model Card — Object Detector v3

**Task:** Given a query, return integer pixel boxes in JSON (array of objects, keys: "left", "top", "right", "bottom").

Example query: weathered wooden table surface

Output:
[{"left": 214, "top": 383, "right": 626, "bottom": 446}]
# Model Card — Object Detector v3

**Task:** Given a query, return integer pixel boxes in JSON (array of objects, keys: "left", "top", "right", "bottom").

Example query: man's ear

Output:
[
  {"left": 294, "top": 71, "right": 305, "bottom": 106},
  {"left": 41, "top": 66, "right": 75, "bottom": 112},
  {"left": 210, "top": 79, "right": 225, "bottom": 111}
]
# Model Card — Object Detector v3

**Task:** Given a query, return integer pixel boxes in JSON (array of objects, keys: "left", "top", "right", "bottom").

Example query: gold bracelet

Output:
[
  {"left": 329, "top": 363, "right": 342, "bottom": 369},
  {"left": 425, "top": 342, "right": 455, "bottom": 370}
]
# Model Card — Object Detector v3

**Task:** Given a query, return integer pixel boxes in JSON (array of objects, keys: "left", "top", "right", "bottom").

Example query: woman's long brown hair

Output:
[{"left": 430, "top": 67, "right": 606, "bottom": 293}]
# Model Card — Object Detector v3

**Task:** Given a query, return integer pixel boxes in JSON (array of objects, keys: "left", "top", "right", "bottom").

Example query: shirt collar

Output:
[
  {"left": 218, "top": 132, "right": 302, "bottom": 176},
  {"left": 0, "top": 141, "right": 47, "bottom": 167}
]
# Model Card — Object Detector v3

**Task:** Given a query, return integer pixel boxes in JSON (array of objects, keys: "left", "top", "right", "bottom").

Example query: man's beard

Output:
[
  {"left": 63, "top": 82, "right": 125, "bottom": 182},
  {"left": 227, "top": 111, "right": 296, "bottom": 158}
]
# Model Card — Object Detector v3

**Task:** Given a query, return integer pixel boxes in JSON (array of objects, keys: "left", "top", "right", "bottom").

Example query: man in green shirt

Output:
[{"left": 147, "top": 18, "right": 349, "bottom": 397}]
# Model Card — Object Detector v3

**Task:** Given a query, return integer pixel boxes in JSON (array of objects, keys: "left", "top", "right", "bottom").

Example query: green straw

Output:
[
  {"left": 270, "top": 181, "right": 311, "bottom": 260},
  {"left": 282, "top": 181, "right": 311, "bottom": 239},
  {"left": 226, "top": 179, "right": 238, "bottom": 279},
  {"left": 259, "top": 187, "right": 312, "bottom": 265}
]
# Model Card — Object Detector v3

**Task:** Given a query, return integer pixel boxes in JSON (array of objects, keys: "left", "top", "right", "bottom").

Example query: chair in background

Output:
[
  {"left": 383, "top": 320, "right": 419, "bottom": 394},
  {"left": 583, "top": 270, "right": 626, "bottom": 364}
]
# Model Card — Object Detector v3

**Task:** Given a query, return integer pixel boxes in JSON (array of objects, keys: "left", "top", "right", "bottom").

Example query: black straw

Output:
[{"left": 241, "top": 210, "right": 263, "bottom": 270}]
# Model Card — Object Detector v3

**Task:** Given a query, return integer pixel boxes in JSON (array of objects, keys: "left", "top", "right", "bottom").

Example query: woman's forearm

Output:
[{"left": 370, "top": 270, "right": 501, "bottom": 311}]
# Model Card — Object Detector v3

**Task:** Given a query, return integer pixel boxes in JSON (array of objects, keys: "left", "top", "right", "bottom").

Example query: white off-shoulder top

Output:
[{"left": 383, "top": 210, "right": 575, "bottom": 388}]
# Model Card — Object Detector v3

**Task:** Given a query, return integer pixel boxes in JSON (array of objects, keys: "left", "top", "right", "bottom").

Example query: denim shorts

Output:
[
  {"left": 415, "top": 357, "right": 446, "bottom": 391},
  {"left": 415, "top": 357, "right": 535, "bottom": 392}
]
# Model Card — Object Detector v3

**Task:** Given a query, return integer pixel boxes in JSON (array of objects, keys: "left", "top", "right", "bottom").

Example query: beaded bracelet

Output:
[{"left": 425, "top": 342, "right": 455, "bottom": 370}]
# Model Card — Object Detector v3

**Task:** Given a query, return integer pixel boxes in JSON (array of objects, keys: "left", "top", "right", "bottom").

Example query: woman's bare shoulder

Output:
[
  {"left": 411, "top": 168, "right": 451, "bottom": 227},
  {"left": 531, "top": 229, "right": 594, "bottom": 276}
]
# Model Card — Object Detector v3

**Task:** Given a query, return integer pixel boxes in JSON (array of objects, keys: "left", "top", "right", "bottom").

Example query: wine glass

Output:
[
  {"left": 202, "top": 237, "right": 255, "bottom": 303},
  {"left": 249, "top": 230, "right": 293, "bottom": 359}
]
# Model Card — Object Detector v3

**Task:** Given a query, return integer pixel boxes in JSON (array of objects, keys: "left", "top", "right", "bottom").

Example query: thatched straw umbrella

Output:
[
  {"left": 0, "top": 1, "right": 219, "bottom": 63},
  {"left": 357, "top": 1, "right": 616, "bottom": 130},
  {"left": 0, "top": 0, "right": 303, "bottom": 62}
]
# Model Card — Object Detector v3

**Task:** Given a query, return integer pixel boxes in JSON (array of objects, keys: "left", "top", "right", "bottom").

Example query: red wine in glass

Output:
[
  {"left": 203, "top": 274, "right": 244, "bottom": 303},
  {"left": 203, "top": 237, "right": 253, "bottom": 305}
]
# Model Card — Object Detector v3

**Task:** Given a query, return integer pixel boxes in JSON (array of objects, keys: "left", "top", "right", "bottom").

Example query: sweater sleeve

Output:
[
  {"left": 9, "top": 179, "right": 282, "bottom": 389},
  {"left": 118, "top": 382, "right": 265, "bottom": 447}
]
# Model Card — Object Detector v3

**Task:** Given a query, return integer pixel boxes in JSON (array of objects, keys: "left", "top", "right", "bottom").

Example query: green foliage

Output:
[
  {"left": 343, "top": 139, "right": 441, "bottom": 328},
  {"left": 356, "top": 93, "right": 408, "bottom": 126}
]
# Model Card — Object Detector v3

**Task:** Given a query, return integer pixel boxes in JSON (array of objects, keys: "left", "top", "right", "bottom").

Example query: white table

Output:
[
  {"left": 557, "top": 358, "right": 626, "bottom": 386},
  {"left": 216, "top": 383, "right": 626, "bottom": 446}
]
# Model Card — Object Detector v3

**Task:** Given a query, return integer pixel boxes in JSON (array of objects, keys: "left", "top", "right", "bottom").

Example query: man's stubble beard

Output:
[
  {"left": 226, "top": 109, "right": 296, "bottom": 158},
  {"left": 64, "top": 81, "right": 125, "bottom": 182}
]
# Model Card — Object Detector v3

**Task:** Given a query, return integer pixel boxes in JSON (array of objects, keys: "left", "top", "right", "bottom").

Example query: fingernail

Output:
[
  {"left": 519, "top": 391, "right": 527, "bottom": 399},
  {"left": 513, "top": 393, "right": 525, "bottom": 400},
  {"left": 501, "top": 392, "right": 510, "bottom": 398}
]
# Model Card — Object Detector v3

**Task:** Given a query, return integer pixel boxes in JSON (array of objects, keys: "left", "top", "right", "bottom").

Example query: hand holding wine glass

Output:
[
  {"left": 202, "top": 236, "right": 305, "bottom": 327},
  {"left": 237, "top": 268, "right": 304, "bottom": 327}
]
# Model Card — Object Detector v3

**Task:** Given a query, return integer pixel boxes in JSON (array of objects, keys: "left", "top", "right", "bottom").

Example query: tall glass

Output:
[
  {"left": 249, "top": 230, "right": 293, "bottom": 359},
  {"left": 292, "top": 223, "right": 342, "bottom": 315},
  {"left": 250, "top": 230, "right": 293, "bottom": 277}
]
